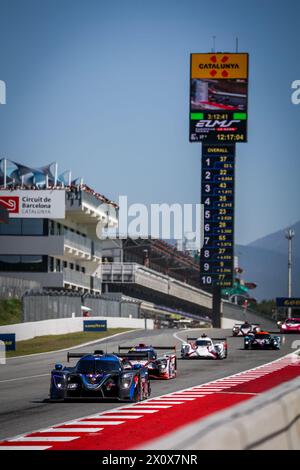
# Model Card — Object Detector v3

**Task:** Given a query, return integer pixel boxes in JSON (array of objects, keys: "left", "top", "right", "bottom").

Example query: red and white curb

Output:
[{"left": 0, "top": 351, "right": 299, "bottom": 450}]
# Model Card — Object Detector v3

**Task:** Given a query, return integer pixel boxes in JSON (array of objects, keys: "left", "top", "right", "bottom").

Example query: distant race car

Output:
[
  {"left": 181, "top": 334, "right": 228, "bottom": 360},
  {"left": 232, "top": 322, "right": 260, "bottom": 337},
  {"left": 118, "top": 343, "right": 177, "bottom": 379},
  {"left": 278, "top": 318, "right": 300, "bottom": 333},
  {"left": 244, "top": 332, "right": 280, "bottom": 350},
  {"left": 49, "top": 350, "right": 151, "bottom": 402}
]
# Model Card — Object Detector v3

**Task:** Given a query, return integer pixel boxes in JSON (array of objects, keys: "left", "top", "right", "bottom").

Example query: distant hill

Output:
[
  {"left": 236, "top": 221, "right": 300, "bottom": 301},
  {"left": 248, "top": 220, "right": 300, "bottom": 257}
]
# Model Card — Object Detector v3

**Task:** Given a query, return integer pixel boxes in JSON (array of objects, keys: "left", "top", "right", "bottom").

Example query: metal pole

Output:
[
  {"left": 3, "top": 158, "right": 7, "bottom": 189},
  {"left": 54, "top": 162, "right": 58, "bottom": 187},
  {"left": 285, "top": 229, "right": 295, "bottom": 318}
]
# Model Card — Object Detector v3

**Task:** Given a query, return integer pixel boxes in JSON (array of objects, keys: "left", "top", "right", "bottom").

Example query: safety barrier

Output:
[
  {"left": 0, "top": 316, "right": 153, "bottom": 341},
  {"left": 143, "top": 374, "right": 300, "bottom": 450}
]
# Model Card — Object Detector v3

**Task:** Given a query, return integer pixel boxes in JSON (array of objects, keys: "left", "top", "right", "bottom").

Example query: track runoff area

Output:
[{"left": 0, "top": 327, "right": 299, "bottom": 451}]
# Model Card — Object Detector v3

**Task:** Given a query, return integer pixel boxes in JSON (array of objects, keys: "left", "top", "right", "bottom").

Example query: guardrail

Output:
[{"left": 143, "top": 372, "right": 300, "bottom": 450}]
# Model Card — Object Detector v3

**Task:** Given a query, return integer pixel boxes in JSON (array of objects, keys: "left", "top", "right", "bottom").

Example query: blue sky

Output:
[{"left": 0, "top": 0, "right": 299, "bottom": 244}]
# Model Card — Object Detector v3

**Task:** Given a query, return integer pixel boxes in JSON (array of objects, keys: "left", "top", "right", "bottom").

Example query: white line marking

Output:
[
  {"left": 163, "top": 396, "right": 196, "bottom": 401},
  {"left": 113, "top": 409, "right": 158, "bottom": 414},
  {"left": 41, "top": 427, "right": 103, "bottom": 433},
  {"left": 96, "top": 415, "right": 142, "bottom": 419},
  {"left": 0, "top": 374, "right": 49, "bottom": 384},
  {"left": 167, "top": 394, "right": 205, "bottom": 397},
  {"left": 130, "top": 405, "right": 171, "bottom": 409},
  {"left": 71, "top": 421, "right": 124, "bottom": 425},
  {"left": 9, "top": 436, "right": 79, "bottom": 442},
  {"left": 146, "top": 401, "right": 184, "bottom": 405},
  {"left": 0, "top": 445, "right": 51, "bottom": 450}
]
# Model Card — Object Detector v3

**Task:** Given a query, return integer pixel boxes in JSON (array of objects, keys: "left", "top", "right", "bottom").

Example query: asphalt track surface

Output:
[{"left": 0, "top": 326, "right": 297, "bottom": 440}]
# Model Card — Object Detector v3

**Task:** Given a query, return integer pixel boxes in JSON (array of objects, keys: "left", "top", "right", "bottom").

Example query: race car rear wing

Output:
[
  {"left": 151, "top": 346, "right": 176, "bottom": 351},
  {"left": 115, "top": 351, "right": 152, "bottom": 361},
  {"left": 187, "top": 337, "right": 227, "bottom": 342},
  {"left": 67, "top": 350, "right": 104, "bottom": 362},
  {"left": 118, "top": 346, "right": 176, "bottom": 351}
]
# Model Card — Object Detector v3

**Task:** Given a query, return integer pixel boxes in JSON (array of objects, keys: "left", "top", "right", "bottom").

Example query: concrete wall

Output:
[
  {"left": 220, "top": 317, "right": 237, "bottom": 329},
  {"left": 0, "top": 316, "right": 153, "bottom": 341}
]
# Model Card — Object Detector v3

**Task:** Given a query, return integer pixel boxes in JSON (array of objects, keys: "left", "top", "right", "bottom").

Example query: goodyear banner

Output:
[
  {"left": 83, "top": 320, "right": 107, "bottom": 332},
  {"left": 276, "top": 298, "right": 300, "bottom": 308},
  {"left": 190, "top": 53, "right": 249, "bottom": 143},
  {"left": 0, "top": 333, "right": 16, "bottom": 351}
]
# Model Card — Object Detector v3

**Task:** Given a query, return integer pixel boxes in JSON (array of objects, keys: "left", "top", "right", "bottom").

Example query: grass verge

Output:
[
  {"left": 0, "top": 299, "right": 22, "bottom": 325},
  {"left": 6, "top": 328, "right": 132, "bottom": 358}
]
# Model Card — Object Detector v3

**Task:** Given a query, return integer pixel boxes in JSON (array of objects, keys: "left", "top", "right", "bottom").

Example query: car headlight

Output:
[
  {"left": 121, "top": 373, "right": 133, "bottom": 389},
  {"left": 53, "top": 375, "right": 65, "bottom": 389}
]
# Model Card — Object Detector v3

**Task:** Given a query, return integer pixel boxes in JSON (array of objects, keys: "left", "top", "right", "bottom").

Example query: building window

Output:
[
  {"left": 55, "top": 258, "right": 61, "bottom": 272},
  {"left": 0, "top": 255, "right": 48, "bottom": 272},
  {"left": 0, "top": 218, "right": 47, "bottom": 236}
]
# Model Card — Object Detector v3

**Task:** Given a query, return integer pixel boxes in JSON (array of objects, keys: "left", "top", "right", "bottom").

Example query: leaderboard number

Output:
[{"left": 201, "top": 276, "right": 212, "bottom": 285}]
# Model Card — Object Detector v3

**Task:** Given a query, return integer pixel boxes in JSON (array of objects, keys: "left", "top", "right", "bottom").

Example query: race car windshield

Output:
[
  {"left": 286, "top": 319, "right": 300, "bottom": 324},
  {"left": 241, "top": 324, "right": 251, "bottom": 328},
  {"left": 77, "top": 360, "right": 121, "bottom": 374},
  {"left": 134, "top": 350, "right": 156, "bottom": 360},
  {"left": 196, "top": 340, "right": 211, "bottom": 346}
]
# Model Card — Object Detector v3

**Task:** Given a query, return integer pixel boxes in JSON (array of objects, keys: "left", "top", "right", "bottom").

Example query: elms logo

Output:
[{"left": 0, "top": 80, "right": 6, "bottom": 105}]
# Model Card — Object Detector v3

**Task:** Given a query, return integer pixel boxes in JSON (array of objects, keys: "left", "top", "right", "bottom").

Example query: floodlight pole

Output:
[
  {"left": 285, "top": 229, "right": 295, "bottom": 318},
  {"left": 3, "top": 158, "right": 7, "bottom": 188}
]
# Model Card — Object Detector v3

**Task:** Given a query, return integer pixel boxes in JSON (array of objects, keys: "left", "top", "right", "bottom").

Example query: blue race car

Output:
[
  {"left": 49, "top": 350, "right": 151, "bottom": 402},
  {"left": 244, "top": 331, "right": 281, "bottom": 350}
]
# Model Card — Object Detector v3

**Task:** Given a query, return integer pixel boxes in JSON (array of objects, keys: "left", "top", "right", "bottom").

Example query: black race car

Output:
[
  {"left": 49, "top": 350, "right": 151, "bottom": 401},
  {"left": 244, "top": 332, "right": 281, "bottom": 350}
]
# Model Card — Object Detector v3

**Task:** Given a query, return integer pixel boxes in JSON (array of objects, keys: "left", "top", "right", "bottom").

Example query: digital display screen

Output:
[
  {"left": 200, "top": 144, "right": 235, "bottom": 287},
  {"left": 190, "top": 53, "right": 248, "bottom": 143}
]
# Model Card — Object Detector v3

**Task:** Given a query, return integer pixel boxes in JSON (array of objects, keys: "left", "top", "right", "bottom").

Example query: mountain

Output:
[
  {"left": 236, "top": 221, "right": 300, "bottom": 301},
  {"left": 248, "top": 220, "right": 300, "bottom": 257}
]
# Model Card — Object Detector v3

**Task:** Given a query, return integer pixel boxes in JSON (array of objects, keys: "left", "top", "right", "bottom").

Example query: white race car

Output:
[
  {"left": 181, "top": 334, "right": 228, "bottom": 360},
  {"left": 232, "top": 322, "right": 260, "bottom": 337}
]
